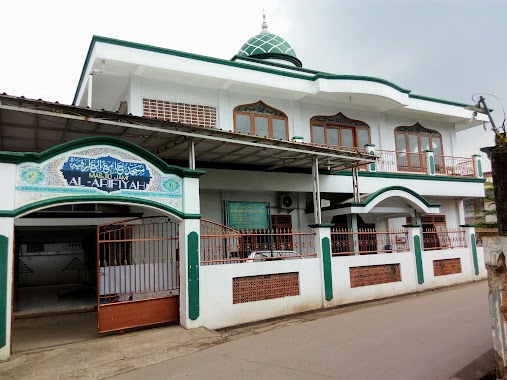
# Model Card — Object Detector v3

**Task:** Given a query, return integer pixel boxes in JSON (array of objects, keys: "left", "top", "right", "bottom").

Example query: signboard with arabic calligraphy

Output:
[
  {"left": 15, "top": 145, "right": 183, "bottom": 212},
  {"left": 61, "top": 156, "right": 152, "bottom": 193}
]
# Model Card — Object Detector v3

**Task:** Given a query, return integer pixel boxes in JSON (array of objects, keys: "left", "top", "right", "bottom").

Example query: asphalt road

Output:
[{"left": 113, "top": 282, "right": 491, "bottom": 380}]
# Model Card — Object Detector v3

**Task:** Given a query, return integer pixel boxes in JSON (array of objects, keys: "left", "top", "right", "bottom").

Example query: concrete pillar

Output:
[
  {"left": 0, "top": 217, "right": 14, "bottom": 361},
  {"left": 404, "top": 224, "right": 424, "bottom": 284},
  {"left": 309, "top": 224, "right": 333, "bottom": 306},
  {"left": 347, "top": 214, "right": 360, "bottom": 255},
  {"left": 179, "top": 218, "right": 201, "bottom": 329},
  {"left": 460, "top": 224, "right": 479, "bottom": 276},
  {"left": 424, "top": 150, "right": 435, "bottom": 176},
  {"left": 472, "top": 154, "right": 483, "bottom": 178},
  {"left": 364, "top": 144, "right": 376, "bottom": 172}
]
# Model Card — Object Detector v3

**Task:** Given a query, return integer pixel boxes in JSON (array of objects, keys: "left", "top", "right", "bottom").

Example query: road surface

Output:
[{"left": 113, "top": 281, "right": 491, "bottom": 380}]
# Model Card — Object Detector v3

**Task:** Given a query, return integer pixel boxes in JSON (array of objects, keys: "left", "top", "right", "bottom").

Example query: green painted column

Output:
[
  {"left": 424, "top": 150, "right": 435, "bottom": 176},
  {"left": 0, "top": 235, "right": 8, "bottom": 348},
  {"left": 472, "top": 154, "right": 483, "bottom": 178},
  {"left": 364, "top": 144, "right": 376, "bottom": 172},
  {"left": 414, "top": 235, "right": 424, "bottom": 284},
  {"left": 322, "top": 237, "right": 333, "bottom": 301},
  {"left": 187, "top": 231, "right": 199, "bottom": 320},
  {"left": 404, "top": 225, "right": 424, "bottom": 285},
  {"left": 471, "top": 233, "right": 479, "bottom": 275}
]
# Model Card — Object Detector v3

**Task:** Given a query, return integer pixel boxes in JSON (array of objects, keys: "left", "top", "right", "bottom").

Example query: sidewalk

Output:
[{"left": 0, "top": 325, "right": 224, "bottom": 380}]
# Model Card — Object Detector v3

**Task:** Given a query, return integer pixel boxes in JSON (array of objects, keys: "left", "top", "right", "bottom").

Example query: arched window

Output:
[
  {"left": 395, "top": 123, "right": 443, "bottom": 173},
  {"left": 233, "top": 101, "right": 288, "bottom": 140},
  {"left": 310, "top": 113, "right": 371, "bottom": 150}
]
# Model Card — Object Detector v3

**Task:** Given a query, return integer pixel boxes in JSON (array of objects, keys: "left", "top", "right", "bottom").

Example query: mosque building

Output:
[{"left": 0, "top": 15, "right": 487, "bottom": 360}]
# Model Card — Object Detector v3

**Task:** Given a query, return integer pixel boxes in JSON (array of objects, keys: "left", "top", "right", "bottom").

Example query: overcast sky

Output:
[{"left": 1, "top": 0, "right": 505, "bottom": 170}]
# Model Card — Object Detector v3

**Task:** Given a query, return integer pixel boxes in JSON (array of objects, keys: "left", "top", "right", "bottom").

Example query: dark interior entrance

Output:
[{"left": 14, "top": 226, "right": 97, "bottom": 317}]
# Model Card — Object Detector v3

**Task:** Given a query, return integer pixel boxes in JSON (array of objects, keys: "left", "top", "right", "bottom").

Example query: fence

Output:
[
  {"left": 330, "top": 229, "right": 409, "bottom": 256},
  {"left": 434, "top": 155, "right": 475, "bottom": 177},
  {"left": 200, "top": 219, "right": 316, "bottom": 265},
  {"left": 376, "top": 150, "right": 426, "bottom": 174},
  {"left": 421, "top": 228, "right": 467, "bottom": 250}
]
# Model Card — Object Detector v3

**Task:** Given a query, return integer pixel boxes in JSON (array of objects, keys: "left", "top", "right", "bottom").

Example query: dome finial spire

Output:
[{"left": 261, "top": 10, "right": 269, "bottom": 35}]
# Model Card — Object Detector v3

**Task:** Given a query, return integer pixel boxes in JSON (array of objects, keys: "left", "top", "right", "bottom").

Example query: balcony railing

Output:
[
  {"left": 374, "top": 150, "right": 475, "bottom": 177},
  {"left": 306, "top": 143, "right": 476, "bottom": 178}
]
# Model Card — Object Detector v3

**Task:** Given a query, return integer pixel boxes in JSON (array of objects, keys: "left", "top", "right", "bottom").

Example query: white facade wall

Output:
[
  {"left": 418, "top": 247, "right": 487, "bottom": 290},
  {"left": 329, "top": 252, "right": 418, "bottom": 306},
  {"left": 127, "top": 76, "right": 463, "bottom": 157},
  {"left": 198, "top": 258, "right": 323, "bottom": 329},
  {"left": 200, "top": 189, "right": 308, "bottom": 231}
]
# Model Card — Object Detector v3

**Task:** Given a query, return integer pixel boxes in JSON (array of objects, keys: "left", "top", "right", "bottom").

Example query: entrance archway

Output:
[
  {"left": 12, "top": 201, "right": 183, "bottom": 352},
  {"left": 0, "top": 137, "right": 204, "bottom": 358}
]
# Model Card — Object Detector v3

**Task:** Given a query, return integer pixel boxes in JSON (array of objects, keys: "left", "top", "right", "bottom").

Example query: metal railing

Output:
[
  {"left": 376, "top": 150, "right": 427, "bottom": 174},
  {"left": 421, "top": 228, "right": 467, "bottom": 250},
  {"left": 309, "top": 145, "right": 475, "bottom": 178},
  {"left": 330, "top": 228, "right": 409, "bottom": 256},
  {"left": 434, "top": 155, "right": 475, "bottom": 177},
  {"left": 200, "top": 219, "right": 316, "bottom": 265}
]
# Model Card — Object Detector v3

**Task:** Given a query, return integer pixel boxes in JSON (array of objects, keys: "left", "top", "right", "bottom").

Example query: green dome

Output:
[{"left": 237, "top": 19, "right": 302, "bottom": 67}]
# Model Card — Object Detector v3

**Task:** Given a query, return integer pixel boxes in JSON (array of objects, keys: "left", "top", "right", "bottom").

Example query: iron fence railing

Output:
[
  {"left": 421, "top": 228, "right": 467, "bottom": 250},
  {"left": 434, "top": 155, "right": 475, "bottom": 177},
  {"left": 330, "top": 229, "right": 409, "bottom": 256},
  {"left": 200, "top": 219, "right": 316, "bottom": 265}
]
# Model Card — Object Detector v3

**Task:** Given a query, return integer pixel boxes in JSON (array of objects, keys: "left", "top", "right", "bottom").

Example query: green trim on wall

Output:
[
  {"left": 308, "top": 223, "right": 334, "bottom": 228},
  {"left": 188, "top": 231, "right": 200, "bottom": 320},
  {"left": 0, "top": 235, "right": 8, "bottom": 348},
  {"left": 0, "top": 196, "right": 201, "bottom": 220},
  {"left": 333, "top": 170, "right": 485, "bottom": 183},
  {"left": 0, "top": 136, "right": 205, "bottom": 179},
  {"left": 414, "top": 235, "right": 424, "bottom": 284},
  {"left": 429, "top": 155, "right": 435, "bottom": 175},
  {"left": 471, "top": 233, "right": 479, "bottom": 275},
  {"left": 73, "top": 35, "right": 475, "bottom": 111},
  {"left": 478, "top": 160, "right": 483, "bottom": 177},
  {"left": 321, "top": 237, "right": 333, "bottom": 301},
  {"left": 408, "top": 94, "right": 472, "bottom": 108},
  {"left": 334, "top": 186, "right": 440, "bottom": 209}
]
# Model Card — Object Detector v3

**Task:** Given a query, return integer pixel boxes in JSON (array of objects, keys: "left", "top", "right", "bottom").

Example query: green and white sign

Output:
[{"left": 225, "top": 201, "right": 270, "bottom": 231}]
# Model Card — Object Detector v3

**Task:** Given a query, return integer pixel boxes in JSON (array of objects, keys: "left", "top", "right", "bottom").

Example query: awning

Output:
[{"left": 0, "top": 94, "right": 374, "bottom": 172}]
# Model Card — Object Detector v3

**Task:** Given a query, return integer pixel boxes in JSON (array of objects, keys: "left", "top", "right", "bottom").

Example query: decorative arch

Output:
[
  {"left": 310, "top": 112, "right": 371, "bottom": 150},
  {"left": 0, "top": 136, "right": 204, "bottom": 219},
  {"left": 233, "top": 100, "right": 288, "bottom": 140}
]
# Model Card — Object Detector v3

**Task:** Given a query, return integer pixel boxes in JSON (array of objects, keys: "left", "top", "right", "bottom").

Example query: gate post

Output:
[
  {"left": 404, "top": 224, "right": 424, "bottom": 285},
  {"left": 179, "top": 218, "right": 202, "bottom": 329},
  {"left": 0, "top": 218, "right": 14, "bottom": 361},
  {"left": 310, "top": 224, "right": 334, "bottom": 306}
]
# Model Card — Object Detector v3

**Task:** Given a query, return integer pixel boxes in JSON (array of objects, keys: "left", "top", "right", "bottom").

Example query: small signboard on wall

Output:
[{"left": 224, "top": 201, "right": 271, "bottom": 231}]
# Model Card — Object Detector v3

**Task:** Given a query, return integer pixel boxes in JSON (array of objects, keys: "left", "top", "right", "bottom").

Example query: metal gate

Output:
[{"left": 97, "top": 216, "right": 179, "bottom": 333}]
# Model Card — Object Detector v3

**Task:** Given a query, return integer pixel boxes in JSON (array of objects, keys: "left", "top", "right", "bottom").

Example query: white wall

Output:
[
  {"left": 329, "top": 252, "right": 418, "bottom": 306},
  {"left": 418, "top": 247, "right": 487, "bottom": 290},
  {"left": 200, "top": 189, "right": 308, "bottom": 231},
  {"left": 198, "top": 258, "right": 323, "bottom": 329}
]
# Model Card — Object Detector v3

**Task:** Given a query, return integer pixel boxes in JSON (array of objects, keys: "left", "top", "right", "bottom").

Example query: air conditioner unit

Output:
[{"left": 279, "top": 194, "right": 296, "bottom": 209}]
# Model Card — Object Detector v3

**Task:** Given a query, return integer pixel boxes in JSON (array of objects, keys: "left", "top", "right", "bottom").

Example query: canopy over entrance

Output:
[{"left": 321, "top": 186, "right": 441, "bottom": 222}]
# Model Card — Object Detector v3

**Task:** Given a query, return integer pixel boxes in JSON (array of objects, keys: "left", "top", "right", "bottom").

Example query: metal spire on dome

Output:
[{"left": 260, "top": 10, "right": 269, "bottom": 35}]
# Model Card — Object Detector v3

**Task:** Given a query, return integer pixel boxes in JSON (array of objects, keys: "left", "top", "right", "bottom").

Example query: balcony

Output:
[{"left": 375, "top": 150, "right": 476, "bottom": 177}]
